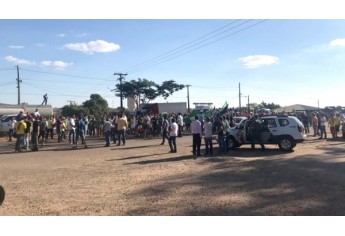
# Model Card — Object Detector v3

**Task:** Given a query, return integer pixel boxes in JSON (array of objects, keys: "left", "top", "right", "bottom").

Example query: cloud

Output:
[
  {"left": 8, "top": 45, "right": 24, "bottom": 49},
  {"left": 75, "top": 33, "right": 89, "bottom": 37},
  {"left": 40, "top": 60, "right": 73, "bottom": 70},
  {"left": 239, "top": 55, "right": 279, "bottom": 69},
  {"left": 36, "top": 43, "right": 45, "bottom": 47},
  {"left": 4, "top": 55, "right": 35, "bottom": 65},
  {"left": 64, "top": 40, "right": 121, "bottom": 54},
  {"left": 58, "top": 33, "right": 66, "bottom": 37},
  {"left": 330, "top": 38, "right": 345, "bottom": 47}
]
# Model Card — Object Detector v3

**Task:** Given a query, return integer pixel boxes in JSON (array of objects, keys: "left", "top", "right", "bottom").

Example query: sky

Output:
[{"left": 1, "top": 2, "right": 345, "bottom": 112}]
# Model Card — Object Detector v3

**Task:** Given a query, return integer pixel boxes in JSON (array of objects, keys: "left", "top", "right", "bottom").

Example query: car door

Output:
[{"left": 261, "top": 118, "right": 278, "bottom": 136}]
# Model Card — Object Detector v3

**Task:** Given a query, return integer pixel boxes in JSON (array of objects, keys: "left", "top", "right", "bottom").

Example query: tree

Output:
[
  {"left": 82, "top": 94, "right": 109, "bottom": 116},
  {"left": 61, "top": 104, "right": 90, "bottom": 117},
  {"left": 114, "top": 78, "right": 185, "bottom": 107},
  {"left": 256, "top": 101, "right": 281, "bottom": 110},
  {"left": 158, "top": 80, "right": 185, "bottom": 99}
]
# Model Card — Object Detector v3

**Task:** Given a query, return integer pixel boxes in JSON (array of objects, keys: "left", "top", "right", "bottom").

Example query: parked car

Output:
[
  {"left": 227, "top": 115, "right": 306, "bottom": 151},
  {"left": 0, "top": 114, "right": 17, "bottom": 132},
  {"left": 233, "top": 116, "right": 247, "bottom": 127}
]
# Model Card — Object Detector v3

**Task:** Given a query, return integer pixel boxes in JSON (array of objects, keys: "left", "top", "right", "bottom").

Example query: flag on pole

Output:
[{"left": 218, "top": 101, "right": 228, "bottom": 116}]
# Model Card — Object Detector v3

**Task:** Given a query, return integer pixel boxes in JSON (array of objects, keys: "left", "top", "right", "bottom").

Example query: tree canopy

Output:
[
  {"left": 61, "top": 94, "right": 109, "bottom": 117},
  {"left": 113, "top": 78, "right": 185, "bottom": 107},
  {"left": 83, "top": 94, "right": 109, "bottom": 116}
]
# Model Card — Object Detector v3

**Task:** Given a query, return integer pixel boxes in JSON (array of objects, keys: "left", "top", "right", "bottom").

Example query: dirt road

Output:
[{"left": 0, "top": 134, "right": 345, "bottom": 216}]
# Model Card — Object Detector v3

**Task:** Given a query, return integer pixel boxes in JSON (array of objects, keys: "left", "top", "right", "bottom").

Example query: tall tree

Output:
[
  {"left": 114, "top": 78, "right": 185, "bottom": 107},
  {"left": 61, "top": 104, "right": 90, "bottom": 117},
  {"left": 158, "top": 80, "right": 185, "bottom": 99},
  {"left": 82, "top": 94, "right": 109, "bottom": 116}
]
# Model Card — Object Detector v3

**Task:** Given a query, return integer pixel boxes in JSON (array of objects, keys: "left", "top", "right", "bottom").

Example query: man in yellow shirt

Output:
[
  {"left": 328, "top": 114, "right": 336, "bottom": 138},
  {"left": 116, "top": 114, "right": 128, "bottom": 146},
  {"left": 334, "top": 114, "right": 341, "bottom": 138},
  {"left": 15, "top": 117, "right": 27, "bottom": 152}
]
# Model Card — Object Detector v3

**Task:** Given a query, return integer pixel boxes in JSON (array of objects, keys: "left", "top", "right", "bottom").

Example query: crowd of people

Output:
[
  {"left": 299, "top": 111, "right": 344, "bottom": 139},
  {"left": 6, "top": 107, "right": 345, "bottom": 156}
]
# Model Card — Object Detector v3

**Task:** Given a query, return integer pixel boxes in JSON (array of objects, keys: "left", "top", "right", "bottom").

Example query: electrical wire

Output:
[
  {"left": 122, "top": 20, "right": 243, "bottom": 72},
  {"left": 127, "top": 20, "right": 268, "bottom": 74},
  {"left": 20, "top": 68, "right": 114, "bottom": 82}
]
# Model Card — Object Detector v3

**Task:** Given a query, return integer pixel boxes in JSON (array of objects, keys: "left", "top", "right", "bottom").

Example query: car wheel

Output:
[
  {"left": 278, "top": 137, "right": 294, "bottom": 151},
  {"left": 0, "top": 185, "right": 5, "bottom": 206},
  {"left": 228, "top": 136, "right": 238, "bottom": 150}
]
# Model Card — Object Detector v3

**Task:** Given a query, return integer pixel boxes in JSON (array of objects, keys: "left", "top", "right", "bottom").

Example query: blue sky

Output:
[{"left": 1, "top": 18, "right": 345, "bottom": 109}]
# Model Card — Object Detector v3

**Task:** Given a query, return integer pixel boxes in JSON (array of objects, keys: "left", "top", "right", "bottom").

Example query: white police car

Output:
[{"left": 227, "top": 115, "right": 306, "bottom": 151}]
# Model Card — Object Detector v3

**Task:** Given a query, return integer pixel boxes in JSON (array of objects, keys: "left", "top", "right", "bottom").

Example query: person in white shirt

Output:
[
  {"left": 168, "top": 118, "right": 178, "bottom": 153},
  {"left": 68, "top": 115, "right": 76, "bottom": 144},
  {"left": 203, "top": 117, "right": 213, "bottom": 156},
  {"left": 177, "top": 112, "right": 184, "bottom": 137},
  {"left": 160, "top": 114, "right": 170, "bottom": 145},
  {"left": 103, "top": 117, "right": 112, "bottom": 147},
  {"left": 190, "top": 115, "right": 202, "bottom": 158},
  {"left": 34, "top": 109, "right": 40, "bottom": 118},
  {"left": 319, "top": 113, "right": 327, "bottom": 139},
  {"left": 8, "top": 117, "right": 16, "bottom": 142}
]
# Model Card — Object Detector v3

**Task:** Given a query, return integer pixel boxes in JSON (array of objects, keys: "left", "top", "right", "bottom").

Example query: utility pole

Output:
[
  {"left": 67, "top": 100, "right": 76, "bottom": 106},
  {"left": 238, "top": 82, "right": 241, "bottom": 110},
  {"left": 186, "top": 85, "right": 191, "bottom": 113},
  {"left": 16, "top": 65, "right": 22, "bottom": 105},
  {"left": 114, "top": 73, "right": 127, "bottom": 109},
  {"left": 247, "top": 95, "right": 250, "bottom": 113}
]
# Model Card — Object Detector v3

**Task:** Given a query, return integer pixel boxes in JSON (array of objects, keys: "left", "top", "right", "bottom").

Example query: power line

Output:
[
  {"left": 126, "top": 20, "right": 268, "bottom": 74},
  {"left": 0, "top": 67, "right": 16, "bottom": 71},
  {"left": 0, "top": 82, "right": 16, "bottom": 86},
  {"left": 122, "top": 20, "right": 243, "bottom": 72},
  {"left": 20, "top": 68, "right": 114, "bottom": 82}
]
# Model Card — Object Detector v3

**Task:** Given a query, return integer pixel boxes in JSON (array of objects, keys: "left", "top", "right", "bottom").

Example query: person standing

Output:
[
  {"left": 68, "top": 115, "right": 76, "bottom": 144},
  {"left": 41, "top": 93, "right": 48, "bottom": 105},
  {"left": 14, "top": 117, "right": 27, "bottom": 152},
  {"left": 24, "top": 116, "right": 32, "bottom": 150},
  {"left": 328, "top": 114, "right": 336, "bottom": 138},
  {"left": 319, "top": 113, "right": 327, "bottom": 139},
  {"left": 251, "top": 115, "right": 265, "bottom": 151},
  {"left": 46, "top": 116, "right": 55, "bottom": 140},
  {"left": 31, "top": 115, "right": 40, "bottom": 151},
  {"left": 311, "top": 113, "right": 319, "bottom": 137},
  {"left": 104, "top": 117, "right": 112, "bottom": 147},
  {"left": 216, "top": 116, "right": 226, "bottom": 154},
  {"left": 56, "top": 116, "right": 63, "bottom": 143},
  {"left": 177, "top": 112, "right": 184, "bottom": 137},
  {"left": 160, "top": 114, "right": 170, "bottom": 145},
  {"left": 168, "top": 118, "right": 178, "bottom": 153},
  {"left": 334, "top": 114, "right": 341, "bottom": 138},
  {"left": 301, "top": 112, "right": 310, "bottom": 134},
  {"left": 7, "top": 117, "right": 16, "bottom": 142},
  {"left": 75, "top": 116, "right": 87, "bottom": 149},
  {"left": 34, "top": 108, "right": 40, "bottom": 118},
  {"left": 116, "top": 114, "right": 128, "bottom": 146},
  {"left": 190, "top": 115, "right": 202, "bottom": 158},
  {"left": 203, "top": 117, "right": 213, "bottom": 156},
  {"left": 38, "top": 116, "right": 47, "bottom": 146},
  {"left": 111, "top": 115, "right": 118, "bottom": 144}
]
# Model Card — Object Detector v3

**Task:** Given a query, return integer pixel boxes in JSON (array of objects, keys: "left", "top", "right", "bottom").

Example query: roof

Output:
[{"left": 274, "top": 104, "right": 319, "bottom": 113}]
